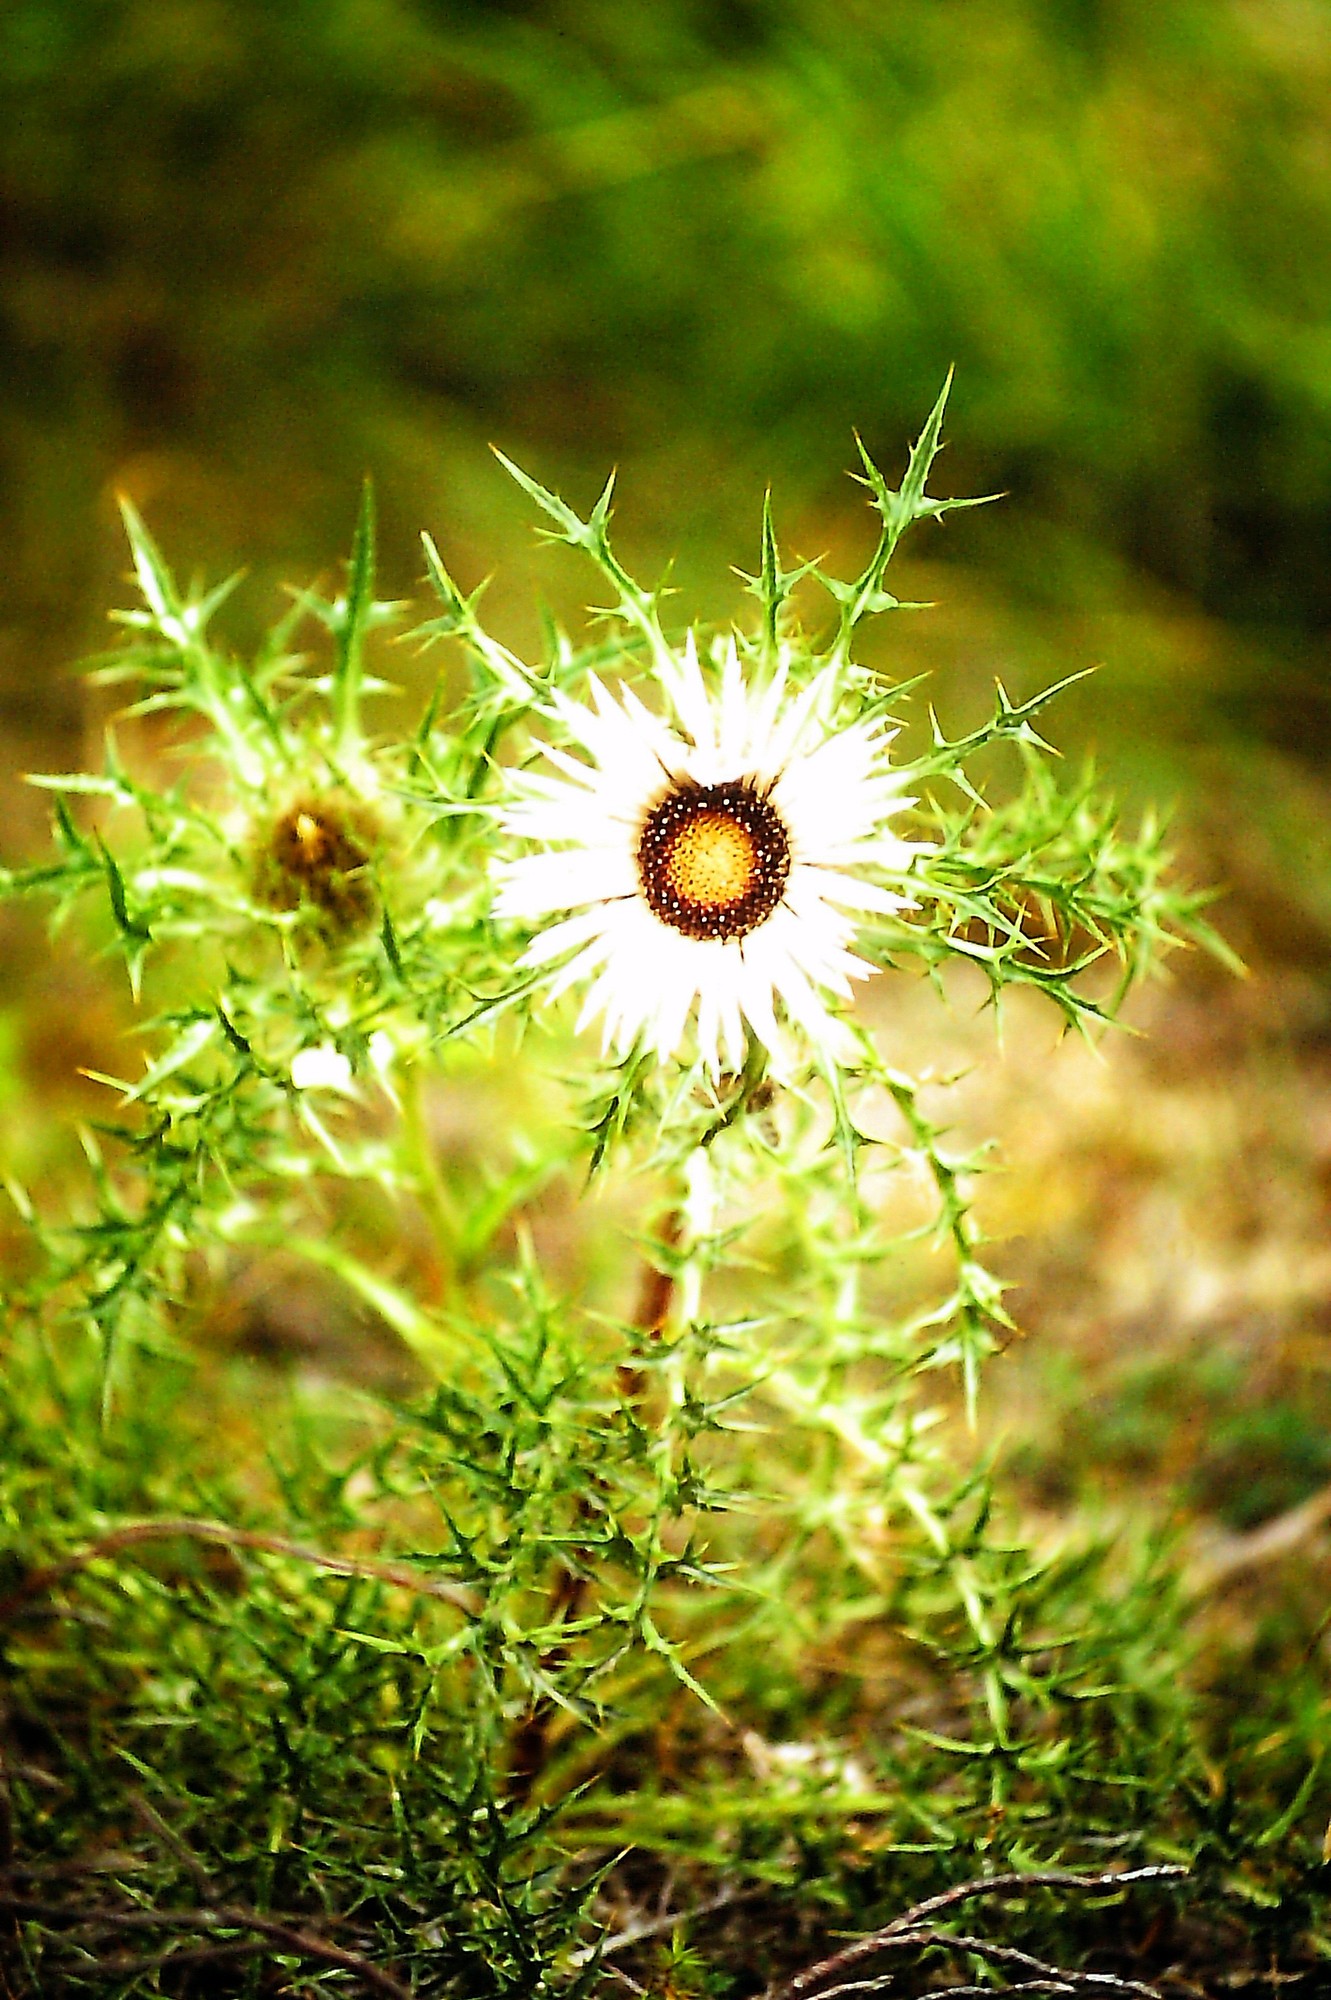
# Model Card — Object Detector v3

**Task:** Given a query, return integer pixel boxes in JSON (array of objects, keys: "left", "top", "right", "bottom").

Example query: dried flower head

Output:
[{"left": 253, "top": 793, "right": 379, "bottom": 935}]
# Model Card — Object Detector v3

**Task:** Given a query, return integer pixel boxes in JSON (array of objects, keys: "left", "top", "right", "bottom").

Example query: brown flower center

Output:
[
  {"left": 259, "top": 796, "right": 377, "bottom": 932},
  {"left": 636, "top": 779, "right": 790, "bottom": 941}
]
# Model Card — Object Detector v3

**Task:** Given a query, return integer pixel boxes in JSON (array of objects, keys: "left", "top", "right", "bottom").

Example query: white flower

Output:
[
  {"left": 493, "top": 636, "right": 920, "bottom": 1077},
  {"left": 290, "top": 1042, "right": 354, "bottom": 1093}
]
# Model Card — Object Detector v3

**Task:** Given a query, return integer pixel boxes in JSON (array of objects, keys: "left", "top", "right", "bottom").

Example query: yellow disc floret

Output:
[
  {"left": 637, "top": 778, "right": 791, "bottom": 942},
  {"left": 663, "top": 812, "right": 759, "bottom": 910}
]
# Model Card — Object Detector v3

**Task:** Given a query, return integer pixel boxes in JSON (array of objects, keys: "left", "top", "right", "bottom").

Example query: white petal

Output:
[
  {"left": 789, "top": 863, "right": 907, "bottom": 916},
  {"left": 648, "top": 956, "right": 703, "bottom": 1060},
  {"left": 733, "top": 943, "right": 782, "bottom": 1053},
  {"left": 496, "top": 847, "right": 636, "bottom": 919},
  {"left": 520, "top": 905, "right": 621, "bottom": 969},
  {"left": 660, "top": 629, "right": 716, "bottom": 758},
  {"left": 291, "top": 1043, "right": 354, "bottom": 1093},
  {"left": 766, "top": 942, "right": 849, "bottom": 1054},
  {"left": 760, "top": 670, "right": 827, "bottom": 776},
  {"left": 694, "top": 975, "right": 722, "bottom": 1079}
]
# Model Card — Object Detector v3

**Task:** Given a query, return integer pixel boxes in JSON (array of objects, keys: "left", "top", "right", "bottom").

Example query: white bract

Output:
[
  {"left": 291, "top": 1042, "right": 355, "bottom": 1093},
  {"left": 493, "top": 636, "right": 919, "bottom": 1077}
]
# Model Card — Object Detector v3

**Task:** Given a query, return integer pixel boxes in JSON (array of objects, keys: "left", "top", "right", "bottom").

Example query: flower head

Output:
[
  {"left": 252, "top": 793, "right": 379, "bottom": 936},
  {"left": 493, "top": 637, "right": 918, "bottom": 1077}
]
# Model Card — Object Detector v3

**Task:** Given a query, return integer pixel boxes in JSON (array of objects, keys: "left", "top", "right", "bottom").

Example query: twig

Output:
[
  {"left": 78, "top": 1938, "right": 264, "bottom": 1979},
  {"left": 130, "top": 1795, "right": 218, "bottom": 1903},
  {"left": 603, "top": 1969, "right": 650, "bottom": 1997},
  {"left": 1190, "top": 1481, "right": 1331, "bottom": 1593},
  {"left": 806, "top": 1982, "right": 1078, "bottom": 2000},
  {"left": 912, "top": 1986, "right": 1081, "bottom": 1999},
  {"left": 877, "top": 1866, "right": 1187, "bottom": 1936},
  {"left": 0, "top": 1762, "right": 63, "bottom": 1793},
  {"left": 0, "top": 1855, "right": 146, "bottom": 1882},
  {"left": 765, "top": 1866, "right": 1187, "bottom": 2000},
  {"left": 0, "top": 1894, "right": 411, "bottom": 1998},
  {"left": 770, "top": 1927, "right": 1163, "bottom": 2000},
  {"left": 0, "top": 1750, "right": 13, "bottom": 1986},
  {"left": 0, "top": 1515, "right": 478, "bottom": 1623},
  {"left": 568, "top": 1884, "right": 765, "bottom": 1967}
]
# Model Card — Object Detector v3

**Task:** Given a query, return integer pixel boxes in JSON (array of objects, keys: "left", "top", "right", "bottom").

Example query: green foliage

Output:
[
  {"left": 0, "top": 408, "right": 1324, "bottom": 1994},
  {"left": 6, "top": 0, "right": 1331, "bottom": 728}
]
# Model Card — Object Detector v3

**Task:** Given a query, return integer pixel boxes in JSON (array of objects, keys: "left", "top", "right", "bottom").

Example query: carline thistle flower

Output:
[{"left": 493, "top": 634, "right": 922, "bottom": 1078}]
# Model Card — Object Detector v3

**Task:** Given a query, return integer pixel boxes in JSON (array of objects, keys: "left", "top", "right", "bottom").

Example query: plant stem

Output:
[
  {"left": 400, "top": 1060, "right": 460, "bottom": 1296},
  {"left": 616, "top": 1207, "right": 682, "bottom": 1403}
]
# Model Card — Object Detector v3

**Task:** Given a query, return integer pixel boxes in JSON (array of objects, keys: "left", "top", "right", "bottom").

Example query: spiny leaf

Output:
[
  {"left": 910, "top": 668, "right": 1097, "bottom": 782},
  {"left": 822, "top": 374, "right": 999, "bottom": 660},
  {"left": 96, "top": 833, "right": 151, "bottom": 943},
  {"left": 118, "top": 494, "right": 184, "bottom": 632},
  {"left": 493, "top": 447, "right": 674, "bottom": 672},
  {"left": 734, "top": 489, "right": 823, "bottom": 659},
  {"left": 122, "top": 1016, "right": 218, "bottom": 1105},
  {"left": 418, "top": 529, "right": 542, "bottom": 707},
  {"left": 492, "top": 446, "right": 601, "bottom": 551}
]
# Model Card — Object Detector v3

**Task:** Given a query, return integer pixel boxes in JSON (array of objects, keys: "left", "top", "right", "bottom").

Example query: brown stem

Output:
[
  {"left": 875, "top": 1865, "right": 1186, "bottom": 1938},
  {"left": 0, "top": 1894, "right": 412, "bottom": 1998},
  {"left": 568, "top": 1885, "right": 766, "bottom": 1966},
  {"left": 68, "top": 1938, "right": 267, "bottom": 1980},
  {"left": 764, "top": 1867, "right": 1187, "bottom": 2000},
  {"left": 506, "top": 1551, "right": 592, "bottom": 1801},
  {"left": 616, "top": 1207, "right": 682, "bottom": 1403},
  {"left": 1189, "top": 1477, "right": 1331, "bottom": 1593},
  {"left": 0, "top": 1750, "right": 14, "bottom": 1988}
]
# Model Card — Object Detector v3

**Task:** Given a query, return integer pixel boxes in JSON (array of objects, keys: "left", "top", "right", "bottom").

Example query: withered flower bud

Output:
[{"left": 254, "top": 793, "right": 380, "bottom": 935}]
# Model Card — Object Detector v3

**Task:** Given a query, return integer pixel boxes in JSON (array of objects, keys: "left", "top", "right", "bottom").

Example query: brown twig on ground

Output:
[
  {"left": 763, "top": 1866, "right": 1188, "bottom": 2000},
  {"left": 58, "top": 1938, "right": 266, "bottom": 1981},
  {"left": 0, "top": 1793, "right": 413, "bottom": 1994},
  {"left": 568, "top": 1884, "right": 767, "bottom": 1966},
  {"left": 0, "top": 1515, "right": 478, "bottom": 1624},
  {"left": 0, "top": 1749, "right": 14, "bottom": 1992},
  {"left": 0, "top": 1893, "right": 413, "bottom": 1998},
  {"left": 0, "top": 1856, "right": 145, "bottom": 1882},
  {"left": 1189, "top": 1479, "right": 1331, "bottom": 1594}
]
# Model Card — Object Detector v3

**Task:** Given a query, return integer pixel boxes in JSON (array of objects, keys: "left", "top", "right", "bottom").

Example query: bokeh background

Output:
[
  {"left": 7, "top": 1, "right": 1331, "bottom": 756},
  {"left": 5, "top": 0, "right": 1331, "bottom": 1555}
]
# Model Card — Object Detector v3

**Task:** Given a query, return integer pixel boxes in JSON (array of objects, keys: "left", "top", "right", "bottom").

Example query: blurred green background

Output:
[{"left": 6, "top": 0, "right": 1331, "bottom": 803}]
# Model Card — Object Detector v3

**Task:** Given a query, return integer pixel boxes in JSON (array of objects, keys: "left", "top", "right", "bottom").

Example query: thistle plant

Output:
[{"left": 5, "top": 384, "right": 1313, "bottom": 2000}]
